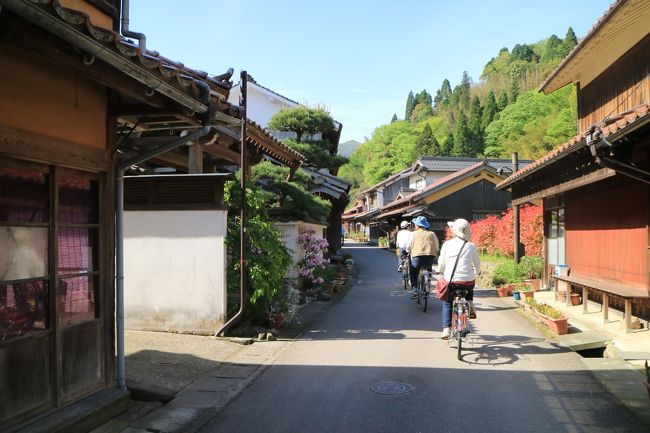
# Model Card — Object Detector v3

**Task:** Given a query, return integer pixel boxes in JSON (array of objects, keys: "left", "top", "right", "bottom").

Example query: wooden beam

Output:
[
  {"left": 188, "top": 143, "right": 203, "bottom": 174},
  {"left": 204, "top": 142, "right": 240, "bottom": 165},
  {"left": 512, "top": 167, "right": 617, "bottom": 206},
  {"left": 0, "top": 122, "right": 108, "bottom": 171}
]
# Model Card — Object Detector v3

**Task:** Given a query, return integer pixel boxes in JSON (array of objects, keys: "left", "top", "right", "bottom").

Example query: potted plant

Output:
[
  {"left": 526, "top": 299, "right": 568, "bottom": 335},
  {"left": 570, "top": 292, "right": 581, "bottom": 306},
  {"left": 344, "top": 258, "right": 354, "bottom": 271},
  {"left": 520, "top": 256, "right": 543, "bottom": 291},
  {"left": 517, "top": 283, "right": 535, "bottom": 301},
  {"left": 493, "top": 262, "right": 525, "bottom": 296}
]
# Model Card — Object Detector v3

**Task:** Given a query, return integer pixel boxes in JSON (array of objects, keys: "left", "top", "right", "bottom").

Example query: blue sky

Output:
[{"left": 131, "top": 0, "right": 612, "bottom": 143}]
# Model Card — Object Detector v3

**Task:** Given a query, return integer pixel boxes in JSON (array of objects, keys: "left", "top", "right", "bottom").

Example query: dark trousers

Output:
[{"left": 409, "top": 255, "right": 435, "bottom": 289}]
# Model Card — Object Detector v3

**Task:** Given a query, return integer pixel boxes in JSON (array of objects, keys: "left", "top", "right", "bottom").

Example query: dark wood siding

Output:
[
  {"left": 578, "top": 34, "right": 650, "bottom": 133},
  {"left": 426, "top": 179, "right": 512, "bottom": 221},
  {"left": 383, "top": 178, "right": 410, "bottom": 204},
  {"left": 565, "top": 175, "right": 648, "bottom": 288}
]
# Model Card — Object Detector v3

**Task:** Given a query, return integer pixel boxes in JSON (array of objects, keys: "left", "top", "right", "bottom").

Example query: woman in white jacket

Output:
[{"left": 436, "top": 219, "right": 480, "bottom": 339}]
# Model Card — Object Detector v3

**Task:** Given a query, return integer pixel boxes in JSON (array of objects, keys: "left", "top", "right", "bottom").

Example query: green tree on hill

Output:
[
  {"left": 541, "top": 34, "right": 564, "bottom": 63},
  {"left": 468, "top": 95, "right": 483, "bottom": 154},
  {"left": 563, "top": 27, "right": 578, "bottom": 56},
  {"left": 453, "top": 111, "right": 473, "bottom": 156},
  {"left": 434, "top": 79, "right": 452, "bottom": 110},
  {"left": 498, "top": 89, "right": 509, "bottom": 110},
  {"left": 405, "top": 91, "right": 415, "bottom": 120},
  {"left": 511, "top": 43, "right": 538, "bottom": 62},
  {"left": 482, "top": 90, "right": 498, "bottom": 129},
  {"left": 391, "top": 113, "right": 398, "bottom": 123},
  {"left": 442, "top": 133, "right": 454, "bottom": 156},
  {"left": 414, "top": 123, "right": 441, "bottom": 159}
]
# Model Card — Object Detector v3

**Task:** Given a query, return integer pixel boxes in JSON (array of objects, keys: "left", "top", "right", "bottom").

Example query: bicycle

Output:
[
  {"left": 416, "top": 268, "right": 432, "bottom": 312},
  {"left": 399, "top": 254, "right": 410, "bottom": 291},
  {"left": 449, "top": 288, "right": 470, "bottom": 360}
]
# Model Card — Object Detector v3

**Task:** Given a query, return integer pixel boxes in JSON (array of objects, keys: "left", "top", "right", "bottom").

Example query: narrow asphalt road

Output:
[{"left": 200, "top": 243, "right": 647, "bottom": 433}]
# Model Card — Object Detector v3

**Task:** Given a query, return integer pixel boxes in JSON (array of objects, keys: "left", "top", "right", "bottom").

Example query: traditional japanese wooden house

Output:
[
  {"left": 0, "top": 0, "right": 302, "bottom": 431},
  {"left": 376, "top": 160, "right": 517, "bottom": 242},
  {"left": 496, "top": 0, "right": 650, "bottom": 331}
]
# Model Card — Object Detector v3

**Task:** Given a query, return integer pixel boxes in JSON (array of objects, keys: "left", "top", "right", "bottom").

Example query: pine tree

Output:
[
  {"left": 434, "top": 79, "right": 452, "bottom": 110},
  {"left": 482, "top": 90, "right": 498, "bottom": 129},
  {"left": 391, "top": 113, "right": 398, "bottom": 123},
  {"left": 453, "top": 112, "right": 473, "bottom": 156},
  {"left": 405, "top": 91, "right": 415, "bottom": 120},
  {"left": 562, "top": 27, "right": 578, "bottom": 56},
  {"left": 497, "top": 89, "right": 509, "bottom": 111}
]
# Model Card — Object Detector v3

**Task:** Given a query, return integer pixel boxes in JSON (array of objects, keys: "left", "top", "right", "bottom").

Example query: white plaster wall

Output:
[
  {"left": 273, "top": 221, "right": 327, "bottom": 279},
  {"left": 229, "top": 85, "right": 295, "bottom": 128},
  {"left": 124, "top": 210, "right": 227, "bottom": 334}
]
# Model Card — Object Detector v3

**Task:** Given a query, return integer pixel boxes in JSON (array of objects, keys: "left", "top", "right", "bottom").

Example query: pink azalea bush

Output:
[{"left": 297, "top": 230, "right": 329, "bottom": 286}]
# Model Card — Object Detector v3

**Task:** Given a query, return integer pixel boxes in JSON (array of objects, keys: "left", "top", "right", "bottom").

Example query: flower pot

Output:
[
  {"left": 513, "top": 291, "right": 521, "bottom": 301},
  {"left": 520, "top": 291, "right": 535, "bottom": 301},
  {"left": 269, "top": 314, "right": 285, "bottom": 329},
  {"left": 543, "top": 315, "right": 568, "bottom": 335},
  {"left": 556, "top": 291, "right": 567, "bottom": 302},
  {"left": 496, "top": 287, "right": 509, "bottom": 297},
  {"left": 525, "top": 279, "right": 541, "bottom": 291},
  {"left": 570, "top": 293, "right": 581, "bottom": 306},
  {"left": 504, "top": 284, "right": 517, "bottom": 296}
]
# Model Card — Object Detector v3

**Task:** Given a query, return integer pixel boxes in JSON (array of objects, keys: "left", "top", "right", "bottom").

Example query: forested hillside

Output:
[{"left": 339, "top": 28, "right": 580, "bottom": 192}]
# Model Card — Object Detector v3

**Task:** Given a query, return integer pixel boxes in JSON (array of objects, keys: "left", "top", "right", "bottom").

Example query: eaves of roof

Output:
[
  {"left": 360, "top": 167, "right": 411, "bottom": 194},
  {"left": 5, "top": 0, "right": 234, "bottom": 112},
  {"left": 538, "top": 0, "right": 650, "bottom": 94},
  {"left": 496, "top": 102, "right": 650, "bottom": 189},
  {"left": 233, "top": 80, "right": 342, "bottom": 128},
  {"left": 410, "top": 161, "right": 494, "bottom": 202},
  {"left": 246, "top": 120, "right": 305, "bottom": 170}
]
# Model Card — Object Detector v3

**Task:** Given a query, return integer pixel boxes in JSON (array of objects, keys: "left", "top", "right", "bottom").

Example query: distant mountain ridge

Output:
[{"left": 338, "top": 140, "right": 361, "bottom": 157}]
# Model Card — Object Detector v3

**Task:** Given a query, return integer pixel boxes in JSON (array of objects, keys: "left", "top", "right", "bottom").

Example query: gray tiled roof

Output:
[{"left": 417, "top": 157, "right": 532, "bottom": 172}]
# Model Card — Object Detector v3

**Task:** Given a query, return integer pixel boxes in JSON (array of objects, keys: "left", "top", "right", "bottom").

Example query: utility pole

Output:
[{"left": 512, "top": 152, "right": 521, "bottom": 263}]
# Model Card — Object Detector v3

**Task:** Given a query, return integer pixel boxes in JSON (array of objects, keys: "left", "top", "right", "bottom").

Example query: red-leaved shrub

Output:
[{"left": 467, "top": 205, "right": 542, "bottom": 257}]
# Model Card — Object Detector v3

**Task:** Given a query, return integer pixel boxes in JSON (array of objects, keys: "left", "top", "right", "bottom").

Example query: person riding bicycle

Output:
[
  {"left": 406, "top": 216, "right": 439, "bottom": 299},
  {"left": 396, "top": 221, "right": 412, "bottom": 272},
  {"left": 436, "top": 218, "right": 480, "bottom": 339}
]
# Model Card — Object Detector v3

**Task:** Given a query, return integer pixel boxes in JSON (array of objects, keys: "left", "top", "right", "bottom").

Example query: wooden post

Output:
[
  {"left": 188, "top": 142, "right": 203, "bottom": 174},
  {"left": 583, "top": 288, "right": 589, "bottom": 313},
  {"left": 624, "top": 299, "right": 632, "bottom": 333},
  {"left": 602, "top": 293, "right": 609, "bottom": 323}
]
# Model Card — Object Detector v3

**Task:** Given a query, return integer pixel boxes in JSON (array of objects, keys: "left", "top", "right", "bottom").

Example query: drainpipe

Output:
[
  {"left": 120, "top": 0, "right": 146, "bottom": 52},
  {"left": 115, "top": 125, "right": 210, "bottom": 389},
  {"left": 216, "top": 71, "right": 248, "bottom": 337}
]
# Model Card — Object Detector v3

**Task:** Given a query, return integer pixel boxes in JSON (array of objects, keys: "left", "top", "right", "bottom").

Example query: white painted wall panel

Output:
[{"left": 124, "top": 210, "right": 227, "bottom": 334}]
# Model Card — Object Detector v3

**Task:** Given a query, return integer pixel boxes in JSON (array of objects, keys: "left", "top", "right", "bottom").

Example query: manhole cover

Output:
[
  {"left": 370, "top": 382, "right": 413, "bottom": 395},
  {"left": 150, "top": 359, "right": 178, "bottom": 366}
]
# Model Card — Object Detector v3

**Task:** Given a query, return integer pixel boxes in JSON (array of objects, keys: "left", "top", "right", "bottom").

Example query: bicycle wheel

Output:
[
  {"left": 457, "top": 331, "right": 462, "bottom": 360},
  {"left": 416, "top": 273, "right": 422, "bottom": 304},
  {"left": 421, "top": 281, "right": 428, "bottom": 312}
]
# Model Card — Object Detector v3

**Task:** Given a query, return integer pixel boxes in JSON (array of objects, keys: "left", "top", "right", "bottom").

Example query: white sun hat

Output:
[{"left": 447, "top": 218, "right": 471, "bottom": 240}]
